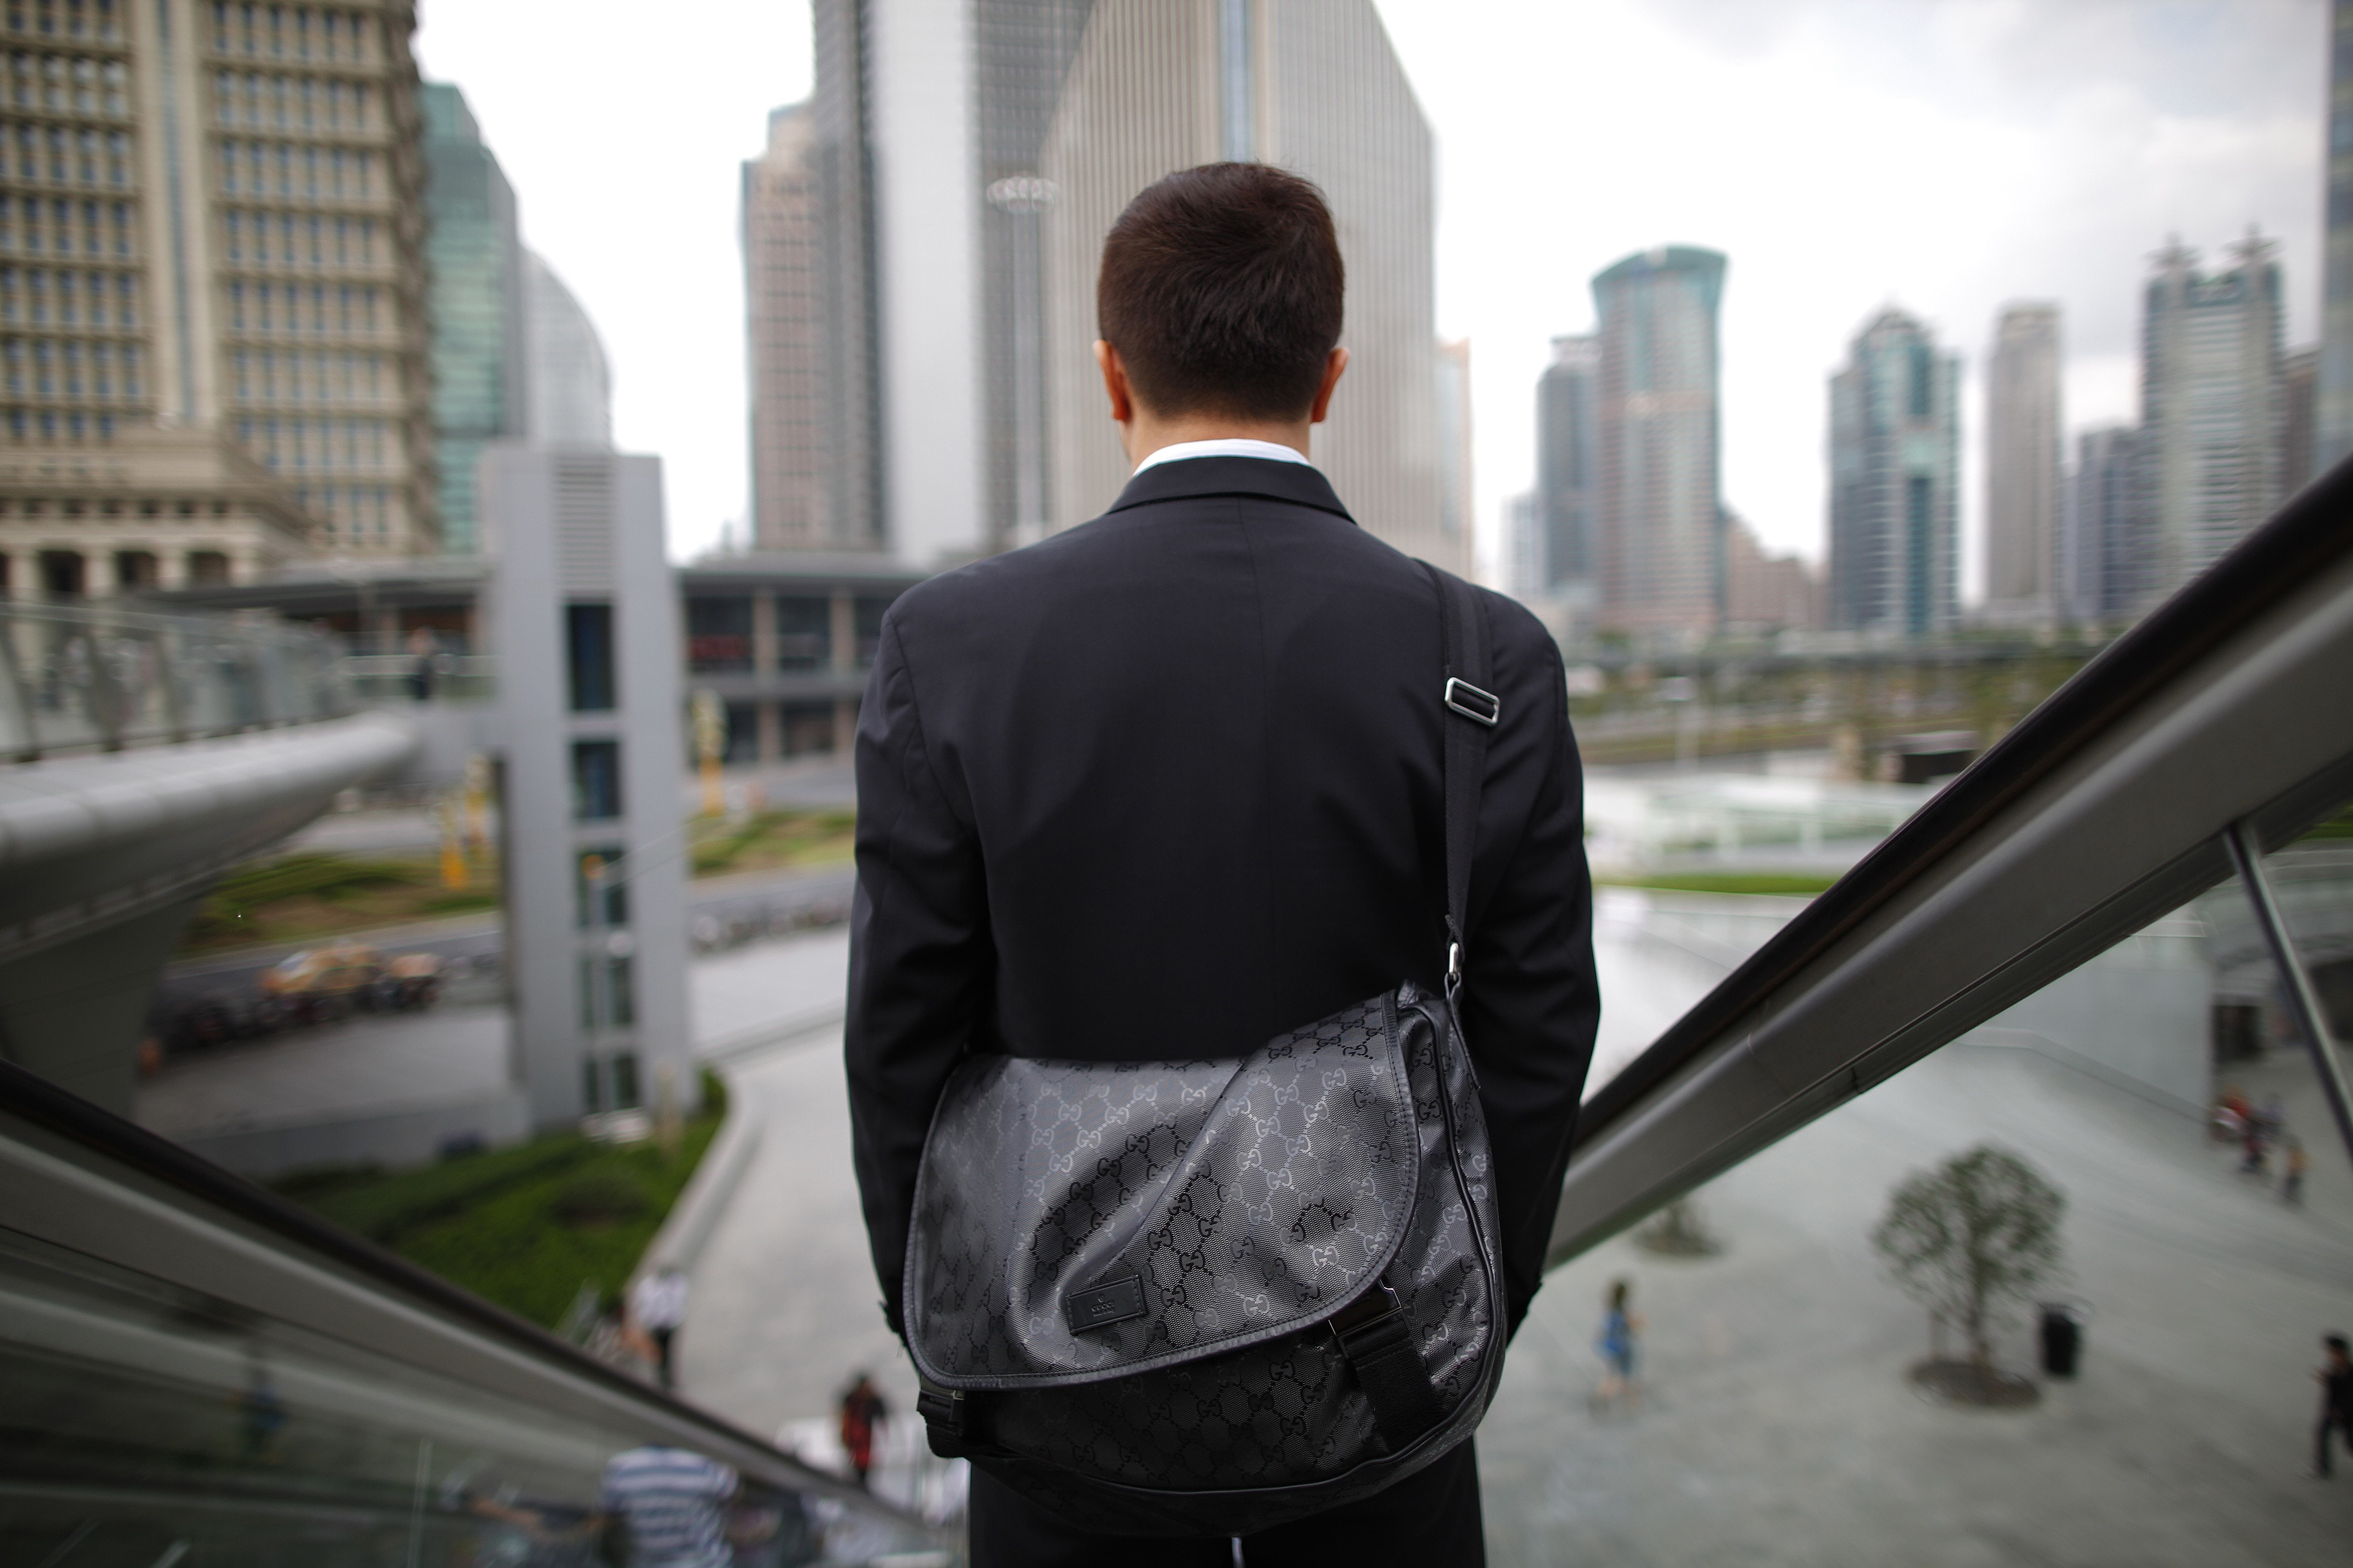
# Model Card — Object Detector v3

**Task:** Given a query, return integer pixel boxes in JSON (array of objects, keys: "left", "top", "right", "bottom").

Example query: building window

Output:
[
  {"left": 576, "top": 847, "right": 628, "bottom": 929},
  {"left": 112, "top": 548, "right": 154, "bottom": 589},
  {"left": 188, "top": 549, "right": 229, "bottom": 585},
  {"left": 571, "top": 739, "right": 623, "bottom": 821},
  {"left": 565, "top": 602, "right": 615, "bottom": 712},
  {"left": 685, "top": 595, "right": 752, "bottom": 673},
  {"left": 38, "top": 548, "right": 83, "bottom": 595}
]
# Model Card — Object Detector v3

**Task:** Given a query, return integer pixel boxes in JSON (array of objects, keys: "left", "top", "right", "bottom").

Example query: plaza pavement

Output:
[{"left": 672, "top": 913, "right": 2353, "bottom": 1564}]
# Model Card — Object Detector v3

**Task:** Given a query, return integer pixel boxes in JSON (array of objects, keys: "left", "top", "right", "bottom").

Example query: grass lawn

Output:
[
  {"left": 177, "top": 809, "right": 858, "bottom": 958},
  {"left": 688, "top": 808, "right": 856, "bottom": 878},
  {"left": 276, "top": 1075, "right": 726, "bottom": 1329},
  {"left": 181, "top": 851, "right": 500, "bottom": 952},
  {"left": 1597, "top": 870, "right": 1840, "bottom": 897}
]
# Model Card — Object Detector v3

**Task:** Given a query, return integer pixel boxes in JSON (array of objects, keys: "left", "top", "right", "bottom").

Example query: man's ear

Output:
[
  {"left": 1094, "top": 340, "right": 1133, "bottom": 425},
  {"left": 1309, "top": 346, "right": 1349, "bottom": 425}
]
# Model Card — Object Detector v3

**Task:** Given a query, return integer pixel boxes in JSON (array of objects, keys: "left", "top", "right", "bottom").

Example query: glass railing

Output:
[
  {"left": 1, "top": 600, "right": 355, "bottom": 762},
  {"left": 0, "top": 1061, "right": 961, "bottom": 1566},
  {"left": 1500, "top": 458, "right": 2353, "bottom": 1560}
]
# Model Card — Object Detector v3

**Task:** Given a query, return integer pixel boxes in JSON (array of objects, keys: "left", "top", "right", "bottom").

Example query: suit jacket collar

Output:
[{"left": 1104, "top": 454, "right": 1356, "bottom": 524}]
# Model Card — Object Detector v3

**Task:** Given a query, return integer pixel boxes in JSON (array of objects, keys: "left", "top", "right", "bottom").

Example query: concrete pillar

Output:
[
  {"left": 751, "top": 591, "right": 779, "bottom": 672},
  {"left": 0, "top": 893, "right": 206, "bottom": 1118},
  {"left": 833, "top": 697, "right": 856, "bottom": 756},
  {"left": 757, "top": 700, "right": 783, "bottom": 764}
]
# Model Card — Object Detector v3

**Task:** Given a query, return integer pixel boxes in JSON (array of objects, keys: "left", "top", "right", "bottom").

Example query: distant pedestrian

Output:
[
  {"left": 2241, "top": 1118, "right": 2270, "bottom": 1178},
  {"left": 405, "top": 625, "right": 438, "bottom": 701},
  {"left": 1592, "top": 1278, "right": 1644, "bottom": 1415},
  {"left": 630, "top": 1265, "right": 690, "bottom": 1391},
  {"left": 594, "top": 1444, "right": 737, "bottom": 1567},
  {"left": 2283, "top": 1139, "right": 2309, "bottom": 1207},
  {"left": 839, "top": 1371, "right": 889, "bottom": 1489},
  {"left": 2315, "top": 1334, "right": 2353, "bottom": 1479}
]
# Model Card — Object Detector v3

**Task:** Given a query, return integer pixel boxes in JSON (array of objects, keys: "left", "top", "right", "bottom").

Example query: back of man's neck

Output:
[{"left": 1121, "top": 413, "right": 1311, "bottom": 468}]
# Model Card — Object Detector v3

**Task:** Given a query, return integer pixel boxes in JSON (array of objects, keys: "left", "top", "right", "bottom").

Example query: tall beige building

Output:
[
  {"left": 0, "top": 0, "right": 434, "bottom": 597},
  {"left": 1039, "top": 0, "right": 1462, "bottom": 575},
  {"left": 1984, "top": 301, "right": 2061, "bottom": 620}
]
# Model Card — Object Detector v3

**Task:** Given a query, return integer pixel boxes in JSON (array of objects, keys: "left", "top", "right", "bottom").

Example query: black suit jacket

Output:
[{"left": 846, "top": 455, "right": 1598, "bottom": 1339}]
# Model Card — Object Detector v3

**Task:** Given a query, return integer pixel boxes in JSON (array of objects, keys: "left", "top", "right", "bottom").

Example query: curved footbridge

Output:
[{"left": 0, "top": 602, "right": 416, "bottom": 1113}]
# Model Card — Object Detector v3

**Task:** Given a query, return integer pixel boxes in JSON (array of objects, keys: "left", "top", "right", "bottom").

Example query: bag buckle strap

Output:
[
  {"left": 1330, "top": 1284, "right": 1445, "bottom": 1450},
  {"left": 916, "top": 1378, "right": 965, "bottom": 1438},
  {"left": 1443, "top": 677, "right": 1499, "bottom": 727}
]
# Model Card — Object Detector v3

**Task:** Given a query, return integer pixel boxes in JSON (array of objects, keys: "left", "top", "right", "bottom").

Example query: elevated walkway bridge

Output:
[{"left": 0, "top": 600, "right": 415, "bottom": 1114}]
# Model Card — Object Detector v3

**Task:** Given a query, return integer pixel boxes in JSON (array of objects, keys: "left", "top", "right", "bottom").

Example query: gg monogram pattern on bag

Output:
[
  {"left": 971, "top": 987, "right": 1499, "bottom": 1512},
  {"left": 908, "top": 996, "right": 1419, "bottom": 1385},
  {"left": 904, "top": 983, "right": 1504, "bottom": 1531}
]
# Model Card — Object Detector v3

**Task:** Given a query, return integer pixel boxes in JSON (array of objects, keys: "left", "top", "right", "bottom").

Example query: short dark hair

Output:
[
  {"left": 2330, "top": 1333, "right": 2350, "bottom": 1355},
  {"left": 1096, "top": 163, "right": 1344, "bottom": 421}
]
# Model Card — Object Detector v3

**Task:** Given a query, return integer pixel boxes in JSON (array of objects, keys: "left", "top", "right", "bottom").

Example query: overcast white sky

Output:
[{"left": 414, "top": 1, "right": 2327, "bottom": 593}]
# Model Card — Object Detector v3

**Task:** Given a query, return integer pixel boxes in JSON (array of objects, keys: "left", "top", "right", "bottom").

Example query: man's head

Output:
[
  {"left": 1094, "top": 163, "right": 1348, "bottom": 456},
  {"left": 2329, "top": 1333, "right": 2350, "bottom": 1366}
]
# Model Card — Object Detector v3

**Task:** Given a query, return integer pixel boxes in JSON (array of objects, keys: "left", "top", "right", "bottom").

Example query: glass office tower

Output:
[
  {"left": 421, "top": 81, "right": 523, "bottom": 554},
  {"left": 1827, "top": 307, "right": 1960, "bottom": 639},
  {"left": 1589, "top": 245, "right": 1727, "bottom": 638}
]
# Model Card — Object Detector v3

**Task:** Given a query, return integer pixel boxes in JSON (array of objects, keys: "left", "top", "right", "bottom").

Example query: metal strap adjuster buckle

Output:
[{"left": 1444, "top": 677, "right": 1499, "bottom": 727}]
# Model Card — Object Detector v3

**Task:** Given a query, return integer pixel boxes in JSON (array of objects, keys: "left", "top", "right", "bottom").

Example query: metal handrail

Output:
[
  {"left": 1553, "top": 457, "right": 2353, "bottom": 1264},
  {"left": 0, "top": 597, "right": 354, "bottom": 762}
]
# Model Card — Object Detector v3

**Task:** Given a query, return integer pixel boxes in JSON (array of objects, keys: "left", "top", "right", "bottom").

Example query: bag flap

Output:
[{"left": 906, "top": 992, "right": 1420, "bottom": 1390}]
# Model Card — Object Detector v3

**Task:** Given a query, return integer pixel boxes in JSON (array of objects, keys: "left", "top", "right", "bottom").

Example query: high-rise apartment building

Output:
[
  {"left": 1533, "top": 333, "right": 1597, "bottom": 591},
  {"left": 1589, "top": 245, "right": 1726, "bottom": 636},
  {"left": 523, "top": 250, "right": 608, "bottom": 450},
  {"left": 422, "top": 80, "right": 520, "bottom": 554},
  {"left": 2137, "top": 233, "right": 2284, "bottom": 606},
  {"left": 1039, "top": 0, "right": 1463, "bottom": 575},
  {"left": 1983, "top": 301, "right": 2061, "bottom": 620},
  {"left": 1, "top": 0, "right": 435, "bottom": 594},
  {"left": 1827, "top": 308, "right": 1959, "bottom": 639},
  {"left": 1722, "top": 511, "right": 1819, "bottom": 632},
  {"left": 2067, "top": 425, "right": 2141, "bottom": 623},
  {"left": 2320, "top": 0, "right": 2353, "bottom": 472}
]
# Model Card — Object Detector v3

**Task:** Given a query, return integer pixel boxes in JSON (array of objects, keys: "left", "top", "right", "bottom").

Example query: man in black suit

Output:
[{"left": 846, "top": 163, "right": 1597, "bottom": 1565}]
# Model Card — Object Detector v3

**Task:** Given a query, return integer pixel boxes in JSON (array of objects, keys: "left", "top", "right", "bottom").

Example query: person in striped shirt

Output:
[{"left": 594, "top": 1444, "right": 739, "bottom": 1568}]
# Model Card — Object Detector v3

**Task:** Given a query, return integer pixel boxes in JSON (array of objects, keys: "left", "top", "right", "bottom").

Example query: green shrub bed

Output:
[{"left": 277, "top": 1073, "right": 727, "bottom": 1328}]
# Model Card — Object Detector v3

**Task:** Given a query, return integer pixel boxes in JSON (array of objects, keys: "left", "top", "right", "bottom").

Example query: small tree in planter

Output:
[{"left": 1872, "top": 1144, "right": 2064, "bottom": 1406}]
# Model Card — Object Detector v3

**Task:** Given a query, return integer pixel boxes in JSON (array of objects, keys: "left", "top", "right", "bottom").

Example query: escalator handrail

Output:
[
  {"left": 1575, "top": 457, "right": 2353, "bottom": 1144},
  {"left": 0, "top": 1052, "right": 939, "bottom": 1532}
]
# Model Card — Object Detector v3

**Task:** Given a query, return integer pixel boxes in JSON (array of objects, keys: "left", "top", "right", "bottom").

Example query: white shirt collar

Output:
[{"left": 1131, "top": 437, "right": 1312, "bottom": 474}]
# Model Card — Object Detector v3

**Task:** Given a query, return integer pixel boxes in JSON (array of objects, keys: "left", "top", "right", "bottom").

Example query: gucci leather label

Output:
[{"left": 1066, "top": 1276, "right": 1148, "bottom": 1333}]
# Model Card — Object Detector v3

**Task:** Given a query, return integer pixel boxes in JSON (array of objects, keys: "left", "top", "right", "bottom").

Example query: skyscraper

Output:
[
  {"left": 1983, "top": 301, "right": 2061, "bottom": 620},
  {"left": 743, "top": 103, "right": 846, "bottom": 550},
  {"left": 422, "top": 81, "right": 523, "bottom": 554},
  {"left": 1589, "top": 246, "right": 1726, "bottom": 636},
  {"left": 1827, "top": 308, "right": 1959, "bottom": 639},
  {"left": 2137, "top": 233, "right": 2284, "bottom": 605},
  {"left": 1534, "top": 333, "right": 1597, "bottom": 591},
  {"left": 523, "top": 251, "right": 610, "bottom": 449},
  {"left": 2067, "top": 425, "right": 2141, "bottom": 622},
  {"left": 1039, "top": 0, "right": 1462, "bottom": 575},
  {"left": 2320, "top": 0, "right": 2353, "bottom": 472},
  {"left": 0, "top": 0, "right": 437, "bottom": 593}
]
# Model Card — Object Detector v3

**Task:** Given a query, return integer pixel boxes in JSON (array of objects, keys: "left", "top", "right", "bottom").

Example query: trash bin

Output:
[{"left": 2039, "top": 1303, "right": 2083, "bottom": 1378}]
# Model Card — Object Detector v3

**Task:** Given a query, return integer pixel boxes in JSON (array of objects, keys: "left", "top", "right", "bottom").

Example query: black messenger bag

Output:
[{"left": 903, "top": 564, "right": 1509, "bottom": 1537}]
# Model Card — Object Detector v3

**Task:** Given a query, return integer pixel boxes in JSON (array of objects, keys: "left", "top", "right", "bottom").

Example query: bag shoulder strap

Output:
[{"left": 1417, "top": 561, "right": 1498, "bottom": 994}]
